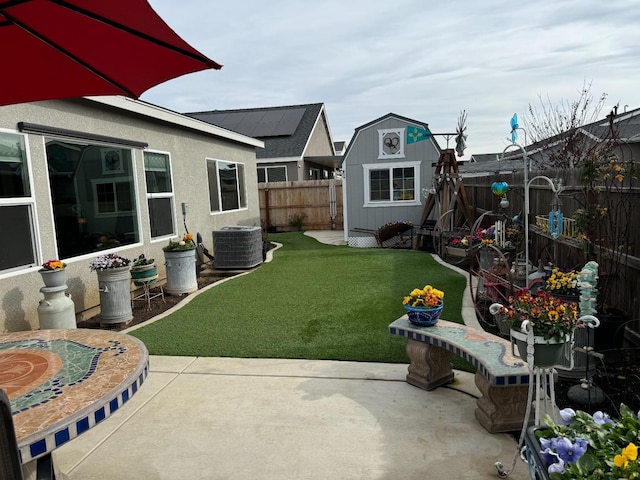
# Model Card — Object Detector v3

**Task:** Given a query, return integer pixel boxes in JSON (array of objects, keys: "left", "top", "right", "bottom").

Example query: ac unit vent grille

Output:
[{"left": 213, "top": 226, "right": 263, "bottom": 269}]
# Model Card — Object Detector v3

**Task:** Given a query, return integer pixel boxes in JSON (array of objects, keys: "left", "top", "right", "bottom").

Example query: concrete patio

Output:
[{"left": 52, "top": 231, "right": 529, "bottom": 479}]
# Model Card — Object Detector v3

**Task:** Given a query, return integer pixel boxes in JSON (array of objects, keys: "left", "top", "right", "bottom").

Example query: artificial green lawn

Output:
[{"left": 130, "top": 232, "right": 470, "bottom": 367}]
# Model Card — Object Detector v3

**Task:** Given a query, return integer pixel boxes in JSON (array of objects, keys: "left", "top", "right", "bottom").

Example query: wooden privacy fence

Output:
[
  {"left": 462, "top": 167, "right": 640, "bottom": 322},
  {"left": 258, "top": 179, "right": 343, "bottom": 231}
]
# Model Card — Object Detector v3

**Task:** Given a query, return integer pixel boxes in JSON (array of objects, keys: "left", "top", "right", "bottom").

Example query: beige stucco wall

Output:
[
  {"left": 304, "top": 112, "right": 334, "bottom": 156},
  {"left": 0, "top": 97, "right": 261, "bottom": 332}
]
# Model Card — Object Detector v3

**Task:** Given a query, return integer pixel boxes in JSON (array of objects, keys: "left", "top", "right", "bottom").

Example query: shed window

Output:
[{"left": 363, "top": 161, "right": 421, "bottom": 207}]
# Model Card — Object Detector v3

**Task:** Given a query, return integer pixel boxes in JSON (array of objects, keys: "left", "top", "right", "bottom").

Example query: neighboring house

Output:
[
  {"left": 333, "top": 141, "right": 346, "bottom": 155},
  {"left": 0, "top": 96, "right": 263, "bottom": 332},
  {"left": 342, "top": 113, "right": 442, "bottom": 247},
  {"left": 185, "top": 103, "right": 342, "bottom": 182},
  {"left": 459, "top": 106, "right": 640, "bottom": 178}
]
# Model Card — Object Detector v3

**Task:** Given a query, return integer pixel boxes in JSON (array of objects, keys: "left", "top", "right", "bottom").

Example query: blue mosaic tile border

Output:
[
  {"left": 389, "top": 319, "right": 530, "bottom": 387},
  {"left": 18, "top": 362, "right": 149, "bottom": 464}
]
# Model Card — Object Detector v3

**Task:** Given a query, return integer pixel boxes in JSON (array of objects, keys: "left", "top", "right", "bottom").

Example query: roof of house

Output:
[
  {"left": 469, "top": 153, "right": 501, "bottom": 163},
  {"left": 84, "top": 96, "right": 264, "bottom": 148},
  {"left": 461, "top": 106, "right": 640, "bottom": 176},
  {"left": 184, "top": 103, "right": 330, "bottom": 159}
]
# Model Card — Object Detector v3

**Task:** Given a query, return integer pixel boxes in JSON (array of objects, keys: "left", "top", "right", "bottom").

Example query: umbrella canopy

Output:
[{"left": 0, "top": 0, "right": 222, "bottom": 106}]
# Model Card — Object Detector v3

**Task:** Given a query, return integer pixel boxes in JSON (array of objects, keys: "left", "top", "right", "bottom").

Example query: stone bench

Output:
[{"left": 389, "top": 317, "right": 531, "bottom": 434}]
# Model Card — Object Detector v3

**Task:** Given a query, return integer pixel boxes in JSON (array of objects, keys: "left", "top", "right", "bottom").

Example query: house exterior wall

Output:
[
  {"left": 304, "top": 113, "right": 334, "bottom": 157},
  {"left": 256, "top": 159, "right": 299, "bottom": 181},
  {"left": 0, "top": 98, "right": 260, "bottom": 332},
  {"left": 343, "top": 116, "right": 440, "bottom": 247}
]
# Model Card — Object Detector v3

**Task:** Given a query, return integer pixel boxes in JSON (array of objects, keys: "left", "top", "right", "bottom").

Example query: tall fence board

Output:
[{"left": 259, "top": 179, "right": 343, "bottom": 231}]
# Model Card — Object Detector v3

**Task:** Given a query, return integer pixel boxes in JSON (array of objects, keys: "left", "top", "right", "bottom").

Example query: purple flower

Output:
[
  {"left": 593, "top": 411, "right": 615, "bottom": 426},
  {"left": 559, "top": 408, "right": 576, "bottom": 425},
  {"left": 540, "top": 443, "right": 558, "bottom": 464},
  {"left": 555, "top": 437, "right": 587, "bottom": 464},
  {"left": 548, "top": 458, "right": 565, "bottom": 474},
  {"left": 541, "top": 448, "right": 564, "bottom": 474}
]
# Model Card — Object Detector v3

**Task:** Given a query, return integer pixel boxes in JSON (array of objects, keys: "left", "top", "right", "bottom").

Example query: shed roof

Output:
[{"left": 343, "top": 112, "right": 442, "bottom": 158}]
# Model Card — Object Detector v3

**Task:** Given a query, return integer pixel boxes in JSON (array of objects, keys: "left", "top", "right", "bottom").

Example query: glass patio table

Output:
[{"left": 0, "top": 328, "right": 148, "bottom": 477}]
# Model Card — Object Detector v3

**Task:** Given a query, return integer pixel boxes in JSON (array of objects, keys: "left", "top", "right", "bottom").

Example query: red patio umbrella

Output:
[{"left": 0, "top": 0, "right": 222, "bottom": 106}]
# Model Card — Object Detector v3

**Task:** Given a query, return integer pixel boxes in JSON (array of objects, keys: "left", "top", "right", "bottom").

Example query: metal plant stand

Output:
[
  {"left": 132, "top": 273, "right": 165, "bottom": 311},
  {"left": 492, "top": 316, "right": 599, "bottom": 478}
]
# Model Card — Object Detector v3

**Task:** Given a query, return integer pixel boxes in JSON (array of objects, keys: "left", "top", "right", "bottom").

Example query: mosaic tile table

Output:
[
  {"left": 389, "top": 317, "right": 532, "bottom": 433},
  {"left": 0, "top": 328, "right": 148, "bottom": 473}
]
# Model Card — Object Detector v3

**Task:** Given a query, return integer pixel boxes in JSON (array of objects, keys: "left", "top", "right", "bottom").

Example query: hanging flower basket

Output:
[{"left": 510, "top": 328, "right": 568, "bottom": 368}]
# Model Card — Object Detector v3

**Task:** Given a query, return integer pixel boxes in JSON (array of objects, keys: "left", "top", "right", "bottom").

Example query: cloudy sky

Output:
[{"left": 143, "top": 0, "right": 640, "bottom": 159}]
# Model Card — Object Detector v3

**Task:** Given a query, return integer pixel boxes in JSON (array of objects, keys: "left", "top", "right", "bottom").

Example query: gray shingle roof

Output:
[{"left": 185, "top": 103, "right": 325, "bottom": 159}]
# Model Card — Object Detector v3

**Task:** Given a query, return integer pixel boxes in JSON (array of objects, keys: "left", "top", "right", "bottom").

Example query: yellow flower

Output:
[
  {"left": 614, "top": 443, "right": 638, "bottom": 468},
  {"left": 402, "top": 296, "right": 410, "bottom": 305}
]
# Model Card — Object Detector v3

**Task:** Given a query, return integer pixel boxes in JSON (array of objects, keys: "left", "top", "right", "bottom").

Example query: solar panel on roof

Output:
[
  {"left": 251, "top": 108, "right": 305, "bottom": 137},
  {"left": 191, "top": 107, "right": 306, "bottom": 138}
]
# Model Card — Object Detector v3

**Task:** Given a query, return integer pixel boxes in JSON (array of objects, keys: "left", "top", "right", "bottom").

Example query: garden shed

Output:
[{"left": 341, "top": 113, "right": 442, "bottom": 247}]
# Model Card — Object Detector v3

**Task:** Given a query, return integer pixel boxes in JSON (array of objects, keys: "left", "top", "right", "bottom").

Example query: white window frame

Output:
[
  {"left": 0, "top": 129, "right": 39, "bottom": 276},
  {"left": 378, "top": 128, "right": 405, "bottom": 159},
  {"left": 144, "top": 150, "right": 176, "bottom": 239},
  {"left": 258, "top": 165, "right": 287, "bottom": 183},
  {"left": 362, "top": 161, "right": 421, "bottom": 207},
  {"left": 91, "top": 177, "right": 135, "bottom": 217},
  {"left": 207, "top": 158, "right": 248, "bottom": 213}
]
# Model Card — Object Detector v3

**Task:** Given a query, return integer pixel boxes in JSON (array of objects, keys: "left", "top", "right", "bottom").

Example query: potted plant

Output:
[
  {"left": 130, "top": 254, "right": 157, "bottom": 286},
  {"left": 495, "top": 289, "right": 580, "bottom": 367},
  {"left": 39, "top": 259, "right": 68, "bottom": 288},
  {"left": 288, "top": 212, "right": 307, "bottom": 232},
  {"left": 163, "top": 233, "right": 197, "bottom": 295},
  {"left": 446, "top": 234, "right": 473, "bottom": 257},
  {"left": 527, "top": 404, "right": 640, "bottom": 479},
  {"left": 544, "top": 268, "right": 580, "bottom": 302},
  {"left": 402, "top": 284, "right": 444, "bottom": 327},
  {"left": 89, "top": 253, "right": 132, "bottom": 325}
]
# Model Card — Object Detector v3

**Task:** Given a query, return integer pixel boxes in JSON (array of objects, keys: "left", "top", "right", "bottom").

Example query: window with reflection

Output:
[
  {"left": 45, "top": 139, "right": 139, "bottom": 259},
  {"left": 207, "top": 159, "right": 247, "bottom": 212},
  {"left": 144, "top": 151, "right": 175, "bottom": 238},
  {"left": 0, "top": 131, "right": 37, "bottom": 272}
]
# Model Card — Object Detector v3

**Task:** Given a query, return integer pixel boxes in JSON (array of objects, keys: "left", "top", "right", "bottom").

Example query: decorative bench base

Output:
[{"left": 390, "top": 318, "right": 532, "bottom": 434}]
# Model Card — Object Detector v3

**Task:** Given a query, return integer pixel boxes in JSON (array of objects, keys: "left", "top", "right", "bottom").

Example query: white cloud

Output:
[{"left": 144, "top": 0, "right": 640, "bottom": 158}]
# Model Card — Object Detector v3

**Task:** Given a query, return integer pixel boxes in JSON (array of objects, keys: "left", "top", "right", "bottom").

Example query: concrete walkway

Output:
[{"left": 53, "top": 232, "right": 529, "bottom": 479}]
